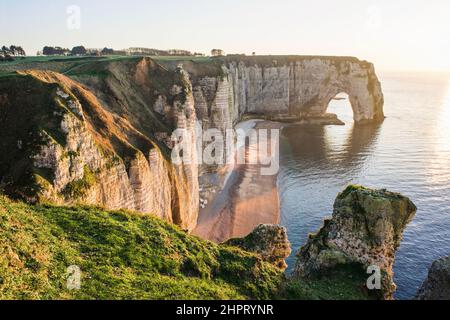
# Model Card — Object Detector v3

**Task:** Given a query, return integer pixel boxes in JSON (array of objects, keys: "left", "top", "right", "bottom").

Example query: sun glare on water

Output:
[
  {"left": 424, "top": 76, "right": 450, "bottom": 187},
  {"left": 437, "top": 80, "right": 450, "bottom": 151}
]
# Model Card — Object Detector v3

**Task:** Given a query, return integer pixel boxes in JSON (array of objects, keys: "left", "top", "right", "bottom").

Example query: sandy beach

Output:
[{"left": 193, "top": 120, "right": 283, "bottom": 243}]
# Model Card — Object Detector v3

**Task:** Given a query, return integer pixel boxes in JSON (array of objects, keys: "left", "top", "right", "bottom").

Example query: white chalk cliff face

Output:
[{"left": 192, "top": 57, "right": 384, "bottom": 127}]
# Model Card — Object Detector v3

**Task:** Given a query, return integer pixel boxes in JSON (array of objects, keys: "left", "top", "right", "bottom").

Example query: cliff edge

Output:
[
  {"left": 0, "top": 185, "right": 415, "bottom": 300},
  {"left": 0, "top": 196, "right": 283, "bottom": 299}
]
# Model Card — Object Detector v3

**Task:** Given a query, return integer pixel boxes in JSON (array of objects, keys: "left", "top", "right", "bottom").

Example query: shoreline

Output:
[{"left": 193, "top": 120, "right": 283, "bottom": 243}]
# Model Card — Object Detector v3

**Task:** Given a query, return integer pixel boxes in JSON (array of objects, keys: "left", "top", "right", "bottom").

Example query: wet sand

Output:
[{"left": 193, "top": 120, "right": 283, "bottom": 243}]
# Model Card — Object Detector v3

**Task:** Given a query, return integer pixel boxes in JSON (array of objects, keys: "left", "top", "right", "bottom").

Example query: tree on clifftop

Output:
[
  {"left": 43, "top": 46, "right": 70, "bottom": 56},
  {"left": 0, "top": 45, "right": 25, "bottom": 61},
  {"left": 7, "top": 45, "right": 26, "bottom": 56},
  {"left": 211, "top": 49, "right": 225, "bottom": 57},
  {"left": 71, "top": 46, "right": 87, "bottom": 56},
  {"left": 17, "top": 46, "right": 26, "bottom": 56},
  {"left": 1, "top": 46, "right": 10, "bottom": 56},
  {"left": 101, "top": 47, "right": 114, "bottom": 55}
]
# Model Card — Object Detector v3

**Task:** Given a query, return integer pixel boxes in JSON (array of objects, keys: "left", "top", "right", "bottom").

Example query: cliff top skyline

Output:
[{"left": 1, "top": 0, "right": 450, "bottom": 72}]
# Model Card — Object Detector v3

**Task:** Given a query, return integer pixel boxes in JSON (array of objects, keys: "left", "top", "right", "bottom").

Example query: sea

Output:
[{"left": 278, "top": 71, "right": 450, "bottom": 299}]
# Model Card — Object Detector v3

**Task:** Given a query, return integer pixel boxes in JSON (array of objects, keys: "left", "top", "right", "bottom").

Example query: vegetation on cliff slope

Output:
[
  {"left": 0, "top": 195, "right": 375, "bottom": 300},
  {"left": 282, "top": 264, "right": 372, "bottom": 300},
  {"left": 0, "top": 73, "right": 67, "bottom": 199},
  {"left": 0, "top": 196, "right": 284, "bottom": 300}
]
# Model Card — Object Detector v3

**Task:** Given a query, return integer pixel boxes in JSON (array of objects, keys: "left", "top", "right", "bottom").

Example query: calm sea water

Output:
[{"left": 279, "top": 71, "right": 450, "bottom": 299}]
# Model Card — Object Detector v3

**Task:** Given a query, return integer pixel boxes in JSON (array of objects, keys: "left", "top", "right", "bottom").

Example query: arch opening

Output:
[{"left": 326, "top": 92, "right": 355, "bottom": 124}]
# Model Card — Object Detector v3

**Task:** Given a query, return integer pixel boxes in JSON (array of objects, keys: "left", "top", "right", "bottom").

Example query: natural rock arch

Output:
[
  {"left": 204, "top": 56, "right": 386, "bottom": 124},
  {"left": 325, "top": 92, "right": 354, "bottom": 121},
  {"left": 286, "top": 59, "right": 385, "bottom": 123},
  {"left": 310, "top": 82, "right": 383, "bottom": 123}
]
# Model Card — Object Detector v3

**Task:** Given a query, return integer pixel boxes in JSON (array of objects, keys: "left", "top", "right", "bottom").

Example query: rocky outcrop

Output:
[
  {"left": 416, "top": 256, "right": 450, "bottom": 300},
  {"left": 293, "top": 185, "right": 417, "bottom": 300},
  {"left": 224, "top": 224, "right": 291, "bottom": 270},
  {"left": 0, "top": 63, "right": 199, "bottom": 231}
]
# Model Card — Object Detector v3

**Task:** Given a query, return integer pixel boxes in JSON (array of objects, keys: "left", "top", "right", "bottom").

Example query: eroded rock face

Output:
[
  {"left": 416, "top": 256, "right": 450, "bottom": 300},
  {"left": 192, "top": 57, "right": 384, "bottom": 127},
  {"left": 293, "top": 186, "right": 417, "bottom": 299},
  {"left": 33, "top": 84, "right": 177, "bottom": 220},
  {"left": 224, "top": 224, "right": 291, "bottom": 270},
  {"left": 169, "top": 69, "right": 200, "bottom": 231},
  {"left": 0, "top": 66, "right": 199, "bottom": 231}
]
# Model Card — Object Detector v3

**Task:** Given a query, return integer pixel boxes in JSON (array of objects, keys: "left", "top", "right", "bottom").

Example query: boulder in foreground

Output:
[{"left": 224, "top": 224, "right": 291, "bottom": 270}]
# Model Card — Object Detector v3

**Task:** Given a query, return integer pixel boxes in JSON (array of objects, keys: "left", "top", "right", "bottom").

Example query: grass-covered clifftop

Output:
[
  {"left": 0, "top": 196, "right": 283, "bottom": 300},
  {"left": 0, "top": 195, "right": 374, "bottom": 300}
]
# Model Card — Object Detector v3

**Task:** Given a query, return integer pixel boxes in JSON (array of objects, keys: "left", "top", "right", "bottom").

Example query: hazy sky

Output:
[{"left": 2, "top": 0, "right": 450, "bottom": 71}]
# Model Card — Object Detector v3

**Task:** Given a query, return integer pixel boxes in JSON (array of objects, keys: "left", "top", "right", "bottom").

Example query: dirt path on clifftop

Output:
[{"left": 193, "top": 121, "right": 282, "bottom": 243}]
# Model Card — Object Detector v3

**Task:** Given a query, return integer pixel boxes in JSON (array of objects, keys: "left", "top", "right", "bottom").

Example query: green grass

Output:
[
  {"left": 0, "top": 193, "right": 379, "bottom": 301},
  {"left": 0, "top": 56, "right": 80, "bottom": 66},
  {"left": 0, "top": 196, "right": 284, "bottom": 300},
  {"left": 0, "top": 55, "right": 219, "bottom": 81},
  {"left": 0, "top": 55, "right": 209, "bottom": 72},
  {"left": 151, "top": 55, "right": 209, "bottom": 61},
  {"left": 282, "top": 265, "right": 374, "bottom": 300},
  {"left": 0, "top": 56, "right": 135, "bottom": 75},
  {"left": 0, "top": 196, "right": 378, "bottom": 300}
]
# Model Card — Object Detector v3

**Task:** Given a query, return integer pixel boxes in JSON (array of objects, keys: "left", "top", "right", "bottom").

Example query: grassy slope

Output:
[
  {"left": 0, "top": 196, "right": 284, "bottom": 300},
  {"left": 282, "top": 264, "right": 372, "bottom": 300},
  {"left": 0, "top": 196, "right": 372, "bottom": 300},
  {"left": 0, "top": 56, "right": 213, "bottom": 76},
  {"left": 0, "top": 54, "right": 363, "bottom": 77}
]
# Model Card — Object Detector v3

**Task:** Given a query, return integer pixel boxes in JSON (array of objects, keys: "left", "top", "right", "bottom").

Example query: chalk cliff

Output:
[
  {"left": 0, "top": 60, "right": 199, "bottom": 231},
  {"left": 0, "top": 56, "right": 384, "bottom": 232},
  {"left": 184, "top": 56, "right": 384, "bottom": 199},
  {"left": 189, "top": 56, "right": 384, "bottom": 130}
]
